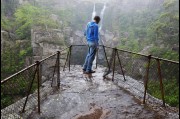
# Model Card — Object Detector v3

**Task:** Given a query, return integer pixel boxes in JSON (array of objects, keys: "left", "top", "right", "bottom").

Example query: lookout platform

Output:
[
  {"left": 28, "top": 66, "right": 178, "bottom": 119},
  {"left": 1, "top": 45, "right": 179, "bottom": 119}
]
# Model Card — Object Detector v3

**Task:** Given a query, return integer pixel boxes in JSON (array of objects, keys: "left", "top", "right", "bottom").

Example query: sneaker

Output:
[
  {"left": 89, "top": 70, "right": 95, "bottom": 73},
  {"left": 84, "top": 70, "right": 96, "bottom": 74},
  {"left": 84, "top": 71, "right": 91, "bottom": 74},
  {"left": 82, "top": 69, "right": 86, "bottom": 74}
]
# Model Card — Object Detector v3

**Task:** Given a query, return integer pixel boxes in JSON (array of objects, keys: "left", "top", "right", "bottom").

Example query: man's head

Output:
[{"left": 94, "top": 16, "right": 101, "bottom": 24}]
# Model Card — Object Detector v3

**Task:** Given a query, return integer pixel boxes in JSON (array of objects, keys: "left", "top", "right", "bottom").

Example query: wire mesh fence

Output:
[
  {"left": 38, "top": 54, "right": 58, "bottom": 101},
  {"left": 147, "top": 58, "right": 179, "bottom": 107},
  {"left": 71, "top": 45, "right": 89, "bottom": 66},
  {"left": 1, "top": 45, "right": 179, "bottom": 118},
  {"left": 146, "top": 58, "right": 164, "bottom": 105},
  {"left": 101, "top": 46, "right": 179, "bottom": 108},
  {"left": 102, "top": 47, "right": 148, "bottom": 82},
  {"left": 112, "top": 49, "right": 148, "bottom": 99},
  {"left": 38, "top": 48, "right": 70, "bottom": 100},
  {"left": 161, "top": 60, "right": 179, "bottom": 107},
  {"left": 1, "top": 64, "right": 38, "bottom": 118},
  {"left": 100, "top": 46, "right": 114, "bottom": 77},
  {"left": 40, "top": 54, "right": 57, "bottom": 86},
  {"left": 1, "top": 47, "right": 70, "bottom": 118}
]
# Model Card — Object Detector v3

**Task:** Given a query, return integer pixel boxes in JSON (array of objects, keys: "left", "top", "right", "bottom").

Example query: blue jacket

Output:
[{"left": 84, "top": 21, "right": 99, "bottom": 45}]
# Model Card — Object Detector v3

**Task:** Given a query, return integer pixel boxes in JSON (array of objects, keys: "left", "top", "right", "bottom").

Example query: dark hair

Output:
[{"left": 94, "top": 16, "right": 101, "bottom": 24}]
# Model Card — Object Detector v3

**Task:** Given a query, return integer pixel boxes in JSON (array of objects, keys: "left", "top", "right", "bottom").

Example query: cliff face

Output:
[
  {"left": 31, "top": 27, "right": 84, "bottom": 59},
  {"left": 31, "top": 28, "right": 65, "bottom": 61},
  {"left": 31, "top": 26, "right": 120, "bottom": 64},
  {"left": 2, "top": 0, "right": 121, "bottom": 61},
  {"left": 1, "top": 30, "right": 16, "bottom": 48}
]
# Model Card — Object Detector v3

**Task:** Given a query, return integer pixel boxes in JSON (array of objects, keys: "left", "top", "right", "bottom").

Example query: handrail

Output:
[
  {"left": 100, "top": 45, "right": 179, "bottom": 64},
  {"left": 1, "top": 63, "right": 37, "bottom": 84},
  {"left": 150, "top": 56, "right": 179, "bottom": 64},
  {"left": 1, "top": 44, "right": 179, "bottom": 115},
  {"left": 1, "top": 46, "right": 70, "bottom": 84},
  {"left": 66, "top": 45, "right": 179, "bottom": 64},
  {"left": 39, "top": 52, "right": 57, "bottom": 63},
  {"left": 39, "top": 46, "right": 70, "bottom": 63},
  {"left": 2, "top": 45, "right": 178, "bottom": 84}
]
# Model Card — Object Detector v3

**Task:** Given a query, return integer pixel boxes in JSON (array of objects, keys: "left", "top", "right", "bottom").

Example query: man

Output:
[{"left": 83, "top": 16, "right": 101, "bottom": 74}]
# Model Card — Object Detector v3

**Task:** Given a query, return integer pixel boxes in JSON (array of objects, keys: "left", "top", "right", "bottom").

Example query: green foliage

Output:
[
  {"left": 148, "top": 78, "right": 179, "bottom": 107},
  {"left": 164, "top": 0, "right": 178, "bottom": 9},
  {"left": 114, "top": 7, "right": 159, "bottom": 52},
  {"left": 14, "top": 4, "right": 58, "bottom": 39},
  {"left": 149, "top": 0, "right": 179, "bottom": 48},
  {"left": 1, "top": 93, "right": 13, "bottom": 109},
  {"left": 103, "top": 0, "right": 179, "bottom": 62},
  {"left": 149, "top": 46, "right": 179, "bottom": 61},
  {"left": 1, "top": 16, "right": 14, "bottom": 31},
  {"left": 56, "top": 9, "right": 73, "bottom": 27},
  {"left": 1, "top": 0, "right": 179, "bottom": 111},
  {"left": 1, "top": 42, "right": 32, "bottom": 80},
  {"left": 118, "top": 38, "right": 140, "bottom": 52},
  {"left": 1, "top": 74, "right": 38, "bottom": 109},
  {"left": 19, "top": 50, "right": 27, "bottom": 57}
]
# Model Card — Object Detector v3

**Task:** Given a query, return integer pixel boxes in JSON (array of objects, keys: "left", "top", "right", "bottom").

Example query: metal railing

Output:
[
  {"left": 1, "top": 45, "right": 179, "bottom": 118},
  {"left": 1, "top": 46, "right": 70, "bottom": 118},
  {"left": 100, "top": 45, "right": 179, "bottom": 108}
]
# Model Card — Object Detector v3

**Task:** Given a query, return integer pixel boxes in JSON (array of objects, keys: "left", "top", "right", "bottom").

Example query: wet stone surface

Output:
[{"left": 29, "top": 66, "right": 174, "bottom": 119}]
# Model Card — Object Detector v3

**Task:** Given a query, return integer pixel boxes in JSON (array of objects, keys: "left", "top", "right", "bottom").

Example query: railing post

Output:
[
  {"left": 103, "top": 45, "right": 110, "bottom": 71},
  {"left": 103, "top": 47, "right": 114, "bottom": 78},
  {"left": 57, "top": 51, "right": 60, "bottom": 88},
  {"left": 36, "top": 61, "right": 41, "bottom": 114},
  {"left": 69, "top": 45, "right": 72, "bottom": 71},
  {"left": 116, "top": 51, "right": 126, "bottom": 81},
  {"left": 22, "top": 64, "right": 38, "bottom": 113},
  {"left": 143, "top": 55, "right": 151, "bottom": 104},
  {"left": 39, "top": 63, "right": 42, "bottom": 84},
  {"left": 51, "top": 62, "right": 56, "bottom": 87},
  {"left": 63, "top": 49, "right": 70, "bottom": 71},
  {"left": 112, "top": 48, "right": 117, "bottom": 81},
  {"left": 157, "top": 58, "right": 165, "bottom": 107}
]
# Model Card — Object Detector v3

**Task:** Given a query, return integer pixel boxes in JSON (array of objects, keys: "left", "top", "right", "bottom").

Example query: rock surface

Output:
[{"left": 29, "top": 66, "right": 178, "bottom": 119}]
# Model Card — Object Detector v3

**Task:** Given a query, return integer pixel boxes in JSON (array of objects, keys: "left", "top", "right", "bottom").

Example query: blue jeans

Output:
[{"left": 83, "top": 41, "right": 97, "bottom": 72}]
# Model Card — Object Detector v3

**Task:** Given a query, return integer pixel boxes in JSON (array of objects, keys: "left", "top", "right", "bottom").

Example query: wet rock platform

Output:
[{"left": 29, "top": 66, "right": 178, "bottom": 119}]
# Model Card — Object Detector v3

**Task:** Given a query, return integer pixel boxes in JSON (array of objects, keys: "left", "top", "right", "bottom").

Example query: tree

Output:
[
  {"left": 150, "top": 0, "right": 179, "bottom": 48},
  {"left": 14, "top": 4, "right": 58, "bottom": 39}
]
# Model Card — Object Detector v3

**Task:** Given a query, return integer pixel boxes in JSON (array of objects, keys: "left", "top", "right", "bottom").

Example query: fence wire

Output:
[
  {"left": 1, "top": 48, "right": 69, "bottom": 118},
  {"left": 70, "top": 45, "right": 88, "bottom": 66},
  {"left": 147, "top": 58, "right": 179, "bottom": 107},
  {"left": 1, "top": 65, "right": 37, "bottom": 118},
  {"left": 1, "top": 45, "right": 179, "bottom": 119},
  {"left": 101, "top": 46, "right": 179, "bottom": 108},
  {"left": 39, "top": 54, "right": 57, "bottom": 98},
  {"left": 40, "top": 55, "right": 57, "bottom": 82}
]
